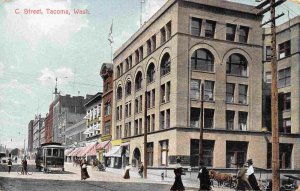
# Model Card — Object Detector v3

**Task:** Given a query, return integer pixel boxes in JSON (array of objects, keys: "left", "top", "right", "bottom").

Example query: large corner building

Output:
[{"left": 111, "top": 0, "right": 300, "bottom": 170}]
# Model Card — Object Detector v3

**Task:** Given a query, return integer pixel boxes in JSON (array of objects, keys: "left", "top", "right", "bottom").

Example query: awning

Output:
[
  {"left": 68, "top": 147, "right": 81, "bottom": 157},
  {"left": 120, "top": 142, "right": 130, "bottom": 147},
  {"left": 86, "top": 145, "right": 97, "bottom": 156},
  {"left": 103, "top": 146, "right": 121, "bottom": 157},
  {"left": 96, "top": 140, "right": 111, "bottom": 151},
  {"left": 77, "top": 143, "right": 97, "bottom": 157},
  {"left": 64, "top": 148, "right": 74, "bottom": 156}
]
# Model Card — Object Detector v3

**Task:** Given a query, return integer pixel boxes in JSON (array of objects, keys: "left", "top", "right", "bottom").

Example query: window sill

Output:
[
  {"left": 226, "top": 74, "right": 248, "bottom": 78},
  {"left": 160, "top": 72, "right": 170, "bottom": 78},
  {"left": 160, "top": 100, "right": 170, "bottom": 105},
  {"left": 191, "top": 69, "right": 214, "bottom": 74}
]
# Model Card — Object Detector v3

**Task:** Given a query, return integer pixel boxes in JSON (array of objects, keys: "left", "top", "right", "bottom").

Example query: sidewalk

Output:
[{"left": 105, "top": 167, "right": 234, "bottom": 191}]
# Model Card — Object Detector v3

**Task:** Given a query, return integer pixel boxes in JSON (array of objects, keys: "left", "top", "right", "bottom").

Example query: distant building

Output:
[
  {"left": 84, "top": 92, "right": 102, "bottom": 143},
  {"left": 27, "top": 120, "right": 34, "bottom": 154},
  {"left": 32, "top": 114, "right": 44, "bottom": 152}
]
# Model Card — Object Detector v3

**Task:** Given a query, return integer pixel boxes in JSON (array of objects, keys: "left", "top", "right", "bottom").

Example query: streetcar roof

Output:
[{"left": 42, "top": 145, "right": 65, "bottom": 149}]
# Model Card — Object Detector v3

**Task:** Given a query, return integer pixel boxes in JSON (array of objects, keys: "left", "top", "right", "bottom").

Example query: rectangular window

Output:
[
  {"left": 135, "top": 98, "right": 139, "bottom": 114},
  {"left": 104, "top": 121, "right": 110, "bottom": 135},
  {"left": 239, "top": 84, "right": 248, "bottom": 104},
  {"left": 160, "top": 140, "right": 169, "bottom": 166},
  {"left": 125, "top": 104, "right": 128, "bottom": 118},
  {"left": 278, "top": 67, "right": 291, "bottom": 88},
  {"left": 134, "top": 120, "right": 138, "bottom": 135},
  {"left": 135, "top": 49, "right": 139, "bottom": 64},
  {"left": 151, "top": 114, "right": 155, "bottom": 132},
  {"left": 190, "top": 140, "right": 214, "bottom": 167},
  {"left": 266, "top": 46, "right": 272, "bottom": 61},
  {"left": 147, "top": 39, "right": 151, "bottom": 55},
  {"left": 116, "top": 126, "right": 120, "bottom": 139},
  {"left": 151, "top": 35, "right": 156, "bottom": 51},
  {"left": 226, "top": 141, "right": 248, "bottom": 168},
  {"left": 147, "top": 115, "right": 151, "bottom": 132},
  {"left": 278, "top": 41, "right": 291, "bottom": 59},
  {"left": 239, "top": 26, "right": 249, "bottom": 43},
  {"left": 166, "top": 109, "right": 170, "bottom": 129},
  {"left": 152, "top": 89, "right": 155, "bottom": 107},
  {"left": 205, "top": 20, "right": 216, "bottom": 38},
  {"left": 104, "top": 101, "right": 111, "bottom": 116},
  {"left": 116, "top": 106, "right": 120, "bottom": 120},
  {"left": 124, "top": 123, "right": 128, "bottom": 138},
  {"left": 147, "top": 143, "right": 154, "bottom": 166},
  {"left": 267, "top": 143, "right": 293, "bottom": 169},
  {"left": 147, "top": 91, "right": 151, "bottom": 109},
  {"left": 238, "top": 112, "right": 248, "bottom": 131},
  {"left": 190, "top": 107, "right": 200, "bottom": 128},
  {"left": 139, "top": 95, "right": 143, "bottom": 112},
  {"left": 120, "top": 105, "right": 122, "bottom": 120},
  {"left": 265, "top": 71, "right": 271, "bottom": 83},
  {"left": 166, "top": 82, "right": 170, "bottom": 102},
  {"left": 190, "top": 79, "right": 200, "bottom": 100},
  {"left": 226, "top": 110, "right": 235, "bottom": 130},
  {"left": 204, "top": 109, "right": 214, "bottom": 129},
  {"left": 139, "top": 118, "right": 143, "bottom": 134},
  {"left": 160, "top": 111, "right": 165, "bottom": 130},
  {"left": 160, "top": 27, "right": 166, "bottom": 44},
  {"left": 226, "top": 24, "right": 236, "bottom": 41},
  {"left": 204, "top": 81, "right": 214, "bottom": 101},
  {"left": 166, "top": 21, "right": 171, "bottom": 40},
  {"left": 161, "top": 84, "right": 166, "bottom": 103},
  {"left": 191, "top": 17, "right": 202, "bottom": 36},
  {"left": 139, "top": 46, "right": 143, "bottom": 61},
  {"left": 129, "top": 102, "right": 131, "bottom": 116},
  {"left": 280, "top": 118, "right": 291, "bottom": 134},
  {"left": 226, "top": 83, "right": 235, "bottom": 103}
]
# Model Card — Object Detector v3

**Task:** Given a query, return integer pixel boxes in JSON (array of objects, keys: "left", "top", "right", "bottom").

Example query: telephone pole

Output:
[
  {"left": 257, "top": 0, "right": 286, "bottom": 190},
  {"left": 143, "top": 90, "right": 148, "bottom": 179},
  {"left": 198, "top": 83, "right": 204, "bottom": 166}
]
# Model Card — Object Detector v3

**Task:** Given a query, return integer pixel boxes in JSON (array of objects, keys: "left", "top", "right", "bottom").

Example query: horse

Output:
[{"left": 209, "top": 170, "right": 233, "bottom": 188}]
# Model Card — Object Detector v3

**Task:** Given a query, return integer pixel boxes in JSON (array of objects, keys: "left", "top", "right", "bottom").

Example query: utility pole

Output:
[
  {"left": 257, "top": 1, "right": 286, "bottom": 190},
  {"left": 198, "top": 83, "right": 204, "bottom": 166},
  {"left": 143, "top": 90, "right": 148, "bottom": 179}
]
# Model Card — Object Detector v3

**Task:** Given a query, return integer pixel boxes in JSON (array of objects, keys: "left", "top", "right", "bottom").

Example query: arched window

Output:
[
  {"left": 135, "top": 71, "right": 143, "bottom": 91},
  {"left": 160, "top": 53, "right": 171, "bottom": 76},
  {"left": 226, "top": 54, "right": 248, "bottom": 77},
  {"left": 117, "top": 86, "right": 122, "bottom": 100},
  {"left": 125, "top": 80, "right": 132, "bottom": 96},
  {"left": 147, "top": 63, "right": 156, "bottom": 83},
  {"left": 191, "top": 49, "right": 214, "bottom": 72}
]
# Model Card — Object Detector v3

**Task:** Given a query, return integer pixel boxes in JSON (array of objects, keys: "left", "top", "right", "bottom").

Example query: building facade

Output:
[
  {"left": 52, "top": 94, "right": 86, "bottom": 144},
  {"left": 112, "top": 0, "right": 300, "bottom": 170},
  {"left": 84, "top": 92, "right": 102, "bottom": 143},
  {"left": 262, "top": 16, "right": 300, "bottom": 169},
  {"left": 27, "top": 120, "right": 34, "bottom": 154},
  {"left": 32, "top": 114, "right": 44, "bottom": 152}
]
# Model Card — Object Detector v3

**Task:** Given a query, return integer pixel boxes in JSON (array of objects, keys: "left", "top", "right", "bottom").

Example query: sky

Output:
[{"left": 0, "top": 0, "right": 299, "bottom": 149}]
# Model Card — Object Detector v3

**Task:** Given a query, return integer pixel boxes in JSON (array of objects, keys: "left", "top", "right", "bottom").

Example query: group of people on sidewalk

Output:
[
  {"left": 6, "top": 157, "right": 27, "bottom": 175},
  {"left": 170, "top": 158, "right": 262, "bottom": 191}
]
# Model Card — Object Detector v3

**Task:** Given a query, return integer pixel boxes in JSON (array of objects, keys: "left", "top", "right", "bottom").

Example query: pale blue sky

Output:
[{"left": 0, "top": 0, "right": 298, "bottom": 149}]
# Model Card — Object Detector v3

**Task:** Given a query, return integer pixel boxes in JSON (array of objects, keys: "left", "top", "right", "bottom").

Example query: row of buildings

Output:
[{"left": 28, "top": 0, "right": 299, "bottom": 171}]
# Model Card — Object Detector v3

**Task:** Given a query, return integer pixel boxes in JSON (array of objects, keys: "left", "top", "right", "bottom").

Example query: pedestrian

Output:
[
  {"left": 197, "top": 161, "right": 211, "bottom": 190},
  {"left": 235, "top": 164, "right": 252, "bottom": 191},
  {"left": 123, "top": 164, "right": 131, "bottom": 179},
  {"left": 138, "top": 162, "right": 144, "bottom": 178},
  {"left": 7, "top": 158, "right": 12, "bottom": 174},
  {"left": 22, "top": 158, "right": 28, "bottom": 175},
  {"left": 246, "top": 159, "right": 260, "bottom": 191},
  {"left": 80, "top": 159, "right": 90, "bottom": 180},
  {"left": 170, "top": 157, "right": 185, "bottom": 191}
]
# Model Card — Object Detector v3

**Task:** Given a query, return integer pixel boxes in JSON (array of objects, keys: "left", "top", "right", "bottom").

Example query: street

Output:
[{"left": 0, "top": 161, "right": 191, "bottom": 191}]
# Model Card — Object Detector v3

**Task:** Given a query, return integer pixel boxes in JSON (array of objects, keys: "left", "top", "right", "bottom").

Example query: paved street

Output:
[{"left": 0, "top": 161, "right": 234, "bottom": 191}]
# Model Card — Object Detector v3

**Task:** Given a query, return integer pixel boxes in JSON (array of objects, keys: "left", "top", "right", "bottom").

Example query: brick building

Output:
[{"left": 111, "top": 0, "right": 300, "bottom": 170}]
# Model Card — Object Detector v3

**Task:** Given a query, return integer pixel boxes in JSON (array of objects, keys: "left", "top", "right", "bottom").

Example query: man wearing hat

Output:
[
  {"left": 197, "top": 161, "right": 211, "bottom": 190},
  {"left": 246, "top": 159, "right": 260, "bottom": 190}
]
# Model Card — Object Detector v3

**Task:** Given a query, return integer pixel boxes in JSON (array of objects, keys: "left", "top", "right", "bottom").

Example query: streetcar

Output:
[{"left": 36, "top": 143, "right": 65, "bottom": 172}]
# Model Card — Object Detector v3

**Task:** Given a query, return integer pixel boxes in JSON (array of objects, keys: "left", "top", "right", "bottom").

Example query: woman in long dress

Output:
[
  {"left": 236, "top": 165, "right": 252, "bottom": 191},
  {"left": 170, "top": 158, "right": 185, "bottom": 191},
  {"left": 123, "top": 164, "right": 131, "bottom": 179},
  {"left": 80, "top": 159, "right": 90, "bottom": 180}
]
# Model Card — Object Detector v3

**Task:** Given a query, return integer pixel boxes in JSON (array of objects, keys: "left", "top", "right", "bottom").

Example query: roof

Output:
[
  {"left": 114, "top": 0, "right": 260, "bottom": 58},
  {"left": 84, "top": 92, "right": 103, "bottom": 107}
]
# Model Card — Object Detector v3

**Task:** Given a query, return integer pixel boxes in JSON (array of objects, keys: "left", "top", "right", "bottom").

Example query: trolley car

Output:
[{"left": 36, "top": 143, "right": 65, "bottom": 172}]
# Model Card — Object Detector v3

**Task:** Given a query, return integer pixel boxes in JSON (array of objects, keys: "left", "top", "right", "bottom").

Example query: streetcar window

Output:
[
  {"left": 53, "top": 149, "right": 59, "bottom": 157},
  {"left": 60, "top": 149, "right": 64, "bottom": 157},
  {"left": 47, "top": 149, "right": 52, "bottom": 156}
]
